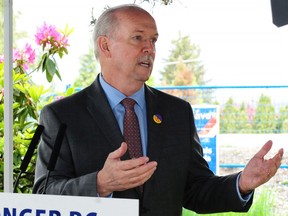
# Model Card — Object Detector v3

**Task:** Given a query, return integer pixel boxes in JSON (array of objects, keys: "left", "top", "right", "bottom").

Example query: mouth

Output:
[
  {"left": 139, "top": 60, "right": 152, "bottom": 68},
  {"left": 138, "top": 56, "right": 153, "bottom": 68}
]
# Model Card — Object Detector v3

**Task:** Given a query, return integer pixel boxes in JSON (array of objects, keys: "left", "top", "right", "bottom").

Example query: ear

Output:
[{"left": 97, "top": 36, "right": 111, "bottom": 57}]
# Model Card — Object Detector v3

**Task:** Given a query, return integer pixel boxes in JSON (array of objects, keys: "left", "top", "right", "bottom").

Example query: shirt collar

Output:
[{"left": 99, "top": 74, "right": 145, "bottom": 110}]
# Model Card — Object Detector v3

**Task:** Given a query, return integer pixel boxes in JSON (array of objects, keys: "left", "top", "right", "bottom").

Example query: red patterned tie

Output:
[{"left": 121, "top": 98, "right": 143, "bottom": 158}]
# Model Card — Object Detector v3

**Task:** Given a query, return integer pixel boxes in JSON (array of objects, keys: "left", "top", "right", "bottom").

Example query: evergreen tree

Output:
[
  {"left": 237, "top": 102, "right": 251, "bottom": 133},
  {"left": 220, "top": 97, "right": 239, "bottom": 133},
  {"left": 159, "top": 33, "right": 211, "bottom": 104},
  {"left": 73, "top": 47, "right": 99, "bottom": 88},
  {"left": 253, "top": 94, "right": 277, "bottom": 133},
  {"left": 277, "top": 105, "right": 288, "bottom": 133},
  {"left": 160, "top": 32, "right": 206, "bottom": 86},
  {"left": 220, "top": 99, "right": 252, "bottom": 134}
]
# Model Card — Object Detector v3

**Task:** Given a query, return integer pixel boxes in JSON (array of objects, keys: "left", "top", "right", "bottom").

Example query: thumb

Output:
[
  {"left": 254, "top": 140, "right": 273, "bottom": 159},
  {"left": 108, "top": 142, "right": 128, "bottom": 160}
]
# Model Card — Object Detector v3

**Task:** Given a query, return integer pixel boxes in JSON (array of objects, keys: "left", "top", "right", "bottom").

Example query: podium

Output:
[{"left": 0, "top": 193, "right": 139, "bottom": 216}]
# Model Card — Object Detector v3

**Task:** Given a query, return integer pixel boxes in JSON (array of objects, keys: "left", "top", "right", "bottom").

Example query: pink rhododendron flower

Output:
[
  {"left": 35, "top": 22, "right": 69, "bottom": 50},
  {"left": 0, "top": 55, "right": 4, "bottom": 64},
  {"left": 13, "top": 49, "right": 21, "bottom": 60},
  {"left": 24, "top": 43, "right": 36, "bottom": 64},
  {"left": 13, "top": 43, "right": 36, "bottom": 70},
  {"left": 1, "top": 22, "right": 70, "bottom": 80}
]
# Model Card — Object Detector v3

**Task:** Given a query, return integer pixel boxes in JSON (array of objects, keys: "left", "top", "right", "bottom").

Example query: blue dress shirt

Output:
[{"left": 99, "top": 74, "right": 148, "bottom": 156}]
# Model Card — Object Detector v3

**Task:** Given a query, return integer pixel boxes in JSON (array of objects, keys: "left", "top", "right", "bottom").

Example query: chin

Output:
[{"left": 136, "top": 70, "right": 152, "bottom": 81}]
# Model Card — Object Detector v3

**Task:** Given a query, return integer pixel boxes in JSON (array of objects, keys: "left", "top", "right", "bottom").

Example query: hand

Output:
[
  {"left": 96, "top": 142, "right": 157, "bottom": 197},
  {"left": 239, "top": 140, "right": 284, "bottom": 194}
]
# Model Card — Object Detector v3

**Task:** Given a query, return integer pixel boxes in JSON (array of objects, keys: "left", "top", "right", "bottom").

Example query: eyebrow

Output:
[{"left": 133, "top": 29, "right": 159, "bottom": 37}]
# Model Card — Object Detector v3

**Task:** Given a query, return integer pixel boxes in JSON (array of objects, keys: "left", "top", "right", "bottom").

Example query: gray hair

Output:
[{"left": 92, "top": 4, "right": 149, "bottom": 59}]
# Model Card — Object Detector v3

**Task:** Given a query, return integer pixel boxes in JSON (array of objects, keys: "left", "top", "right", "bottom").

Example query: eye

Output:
[
  {"left": 133, "top": 35, "right": 142, "bottom": 41},
  {"left": 151, "top": 37, "right": 158, "bottom": 44}
]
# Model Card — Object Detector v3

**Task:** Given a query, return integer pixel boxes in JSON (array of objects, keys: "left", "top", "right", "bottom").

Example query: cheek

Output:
[
  {"left": 110, "top": 43, "right": 142, "bottom": 66},
  {"left": 113, "top": 47, "right": 136, "bottom": 61}
]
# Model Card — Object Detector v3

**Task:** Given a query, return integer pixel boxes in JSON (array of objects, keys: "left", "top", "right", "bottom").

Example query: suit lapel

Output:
[
  {"left": 142, "top": 86, "right": 165, "bottom": 201},
  {"left": 85, "top": 75, "right": 129, "bottom": 159},
  {"left": 84, "top": 80, "right": 163, "bottom": 161},
  {"left": 145, "top": 86, "right": 163, "bottom": 168}
]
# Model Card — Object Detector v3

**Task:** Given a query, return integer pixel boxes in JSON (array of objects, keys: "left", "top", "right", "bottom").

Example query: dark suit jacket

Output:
[{"left": 33, "top": 75, "right": 253, "bottom": 216}]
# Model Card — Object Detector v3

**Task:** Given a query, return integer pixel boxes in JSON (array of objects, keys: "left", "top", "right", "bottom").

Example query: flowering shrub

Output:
[
  {"left": 0, "top": 22, "right": 73, "bottom": 193},
  {"left": 35, "top": 23, "right": 72, "bottom": 82},
  {"left": 13, "top": 43, "right": 36, "bottom": 71}
]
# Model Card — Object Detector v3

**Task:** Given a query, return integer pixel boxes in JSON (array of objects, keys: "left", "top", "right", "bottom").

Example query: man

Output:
[{"left": 33, "top": 4, "right": 284, "bottom": 216}]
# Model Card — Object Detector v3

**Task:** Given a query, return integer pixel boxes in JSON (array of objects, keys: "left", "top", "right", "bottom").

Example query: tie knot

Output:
[{"left": 121, "top": 98, "right": 136, "bottom": 110}]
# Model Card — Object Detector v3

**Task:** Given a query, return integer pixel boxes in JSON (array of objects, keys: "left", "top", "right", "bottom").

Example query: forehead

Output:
[{"left": 116, "top": 9, "right": 158, "bottom": 34}]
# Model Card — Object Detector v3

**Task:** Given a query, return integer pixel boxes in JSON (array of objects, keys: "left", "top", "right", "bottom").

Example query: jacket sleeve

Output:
[
  {"left": 33, "top": 105, "right": 99, "bottom": 196},
  {"left": 183, "top": 102, "right": 253, "bottom": 213}
]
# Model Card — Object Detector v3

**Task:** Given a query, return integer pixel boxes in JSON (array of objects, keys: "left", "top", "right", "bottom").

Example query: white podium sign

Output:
[{"left": 0, "top": 193, "right": 138, "bottom": 216}]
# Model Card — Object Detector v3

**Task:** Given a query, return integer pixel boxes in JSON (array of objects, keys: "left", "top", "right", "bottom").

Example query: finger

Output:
[
  {"left": 133, "top": 160, "right": 158, "bottom": 174},
  {"left": 278, "top": 148, "right": 284, "bottom": 158},
  {"left": 124, "top": 161, "right": 158, "bottom": 181},
  {"left": 254, "top": 140, "right": 273, "bottom": 159},
  {"left": 109, "top": 162, "right": 157, "bottom": 191},
  {"left": 108, "top": 142, "right": 128, "bottom": 160},
  {"left": 125, "top": 163, "right": 157, "bottom": 186},
  {"left": 120, "top": 156, "right": 151, "bottom": 170},
  {"left": 271, "top": 148, "right": 284, "bottom": 167}
]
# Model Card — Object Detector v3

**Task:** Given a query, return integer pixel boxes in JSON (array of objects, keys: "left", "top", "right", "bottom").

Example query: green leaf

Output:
[
  {"left": 46, "top": 70, "right": 53, "bottom": 83},
  {"left": 59, "top": 24, "right": 74, "bottom": 36},
  {"left": 14, "top": 83, "right": 26, "bottom": 94},
  {"left": 65, "top": 87, "right": 76, "bottom": 96},
  {"left": 46, "top": 58, "right": 56, "bottom": 76},
  {"left": 13, "top": 72, "right": 27, "bottom": 83},
  {"left": 58, "top": 51, "right": 64, "bottom": 59},
  {"left": 41, "top": 54, "right": 48, "bottom": 73},
  {"left": 55, "top": 68, "right": 62, "bottom": 81},
  {"left": 29, "top": 85, "right": 44, "bottom": 103},
  {"left": 12, "top": 102, "right": 20, "bottom": 110}
]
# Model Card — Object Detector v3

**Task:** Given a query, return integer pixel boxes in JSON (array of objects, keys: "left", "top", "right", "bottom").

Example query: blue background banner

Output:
[{"left": 192, "top": 106, "right": 219, "bottom": 174}]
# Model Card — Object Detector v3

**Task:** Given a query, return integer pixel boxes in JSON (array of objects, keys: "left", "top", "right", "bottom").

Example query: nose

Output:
[{"left": 142, "top": 40, "right": 155, "bottom": 54}]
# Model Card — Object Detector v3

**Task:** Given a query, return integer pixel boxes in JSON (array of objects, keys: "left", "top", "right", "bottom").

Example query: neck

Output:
[{"left": 101, "top": 73, "right": 144, "bottom": 96}]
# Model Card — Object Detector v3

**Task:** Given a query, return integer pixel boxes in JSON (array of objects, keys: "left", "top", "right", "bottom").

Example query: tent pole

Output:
[{"left": 4, "top": 0, "right": 14, "bottom": 193}]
